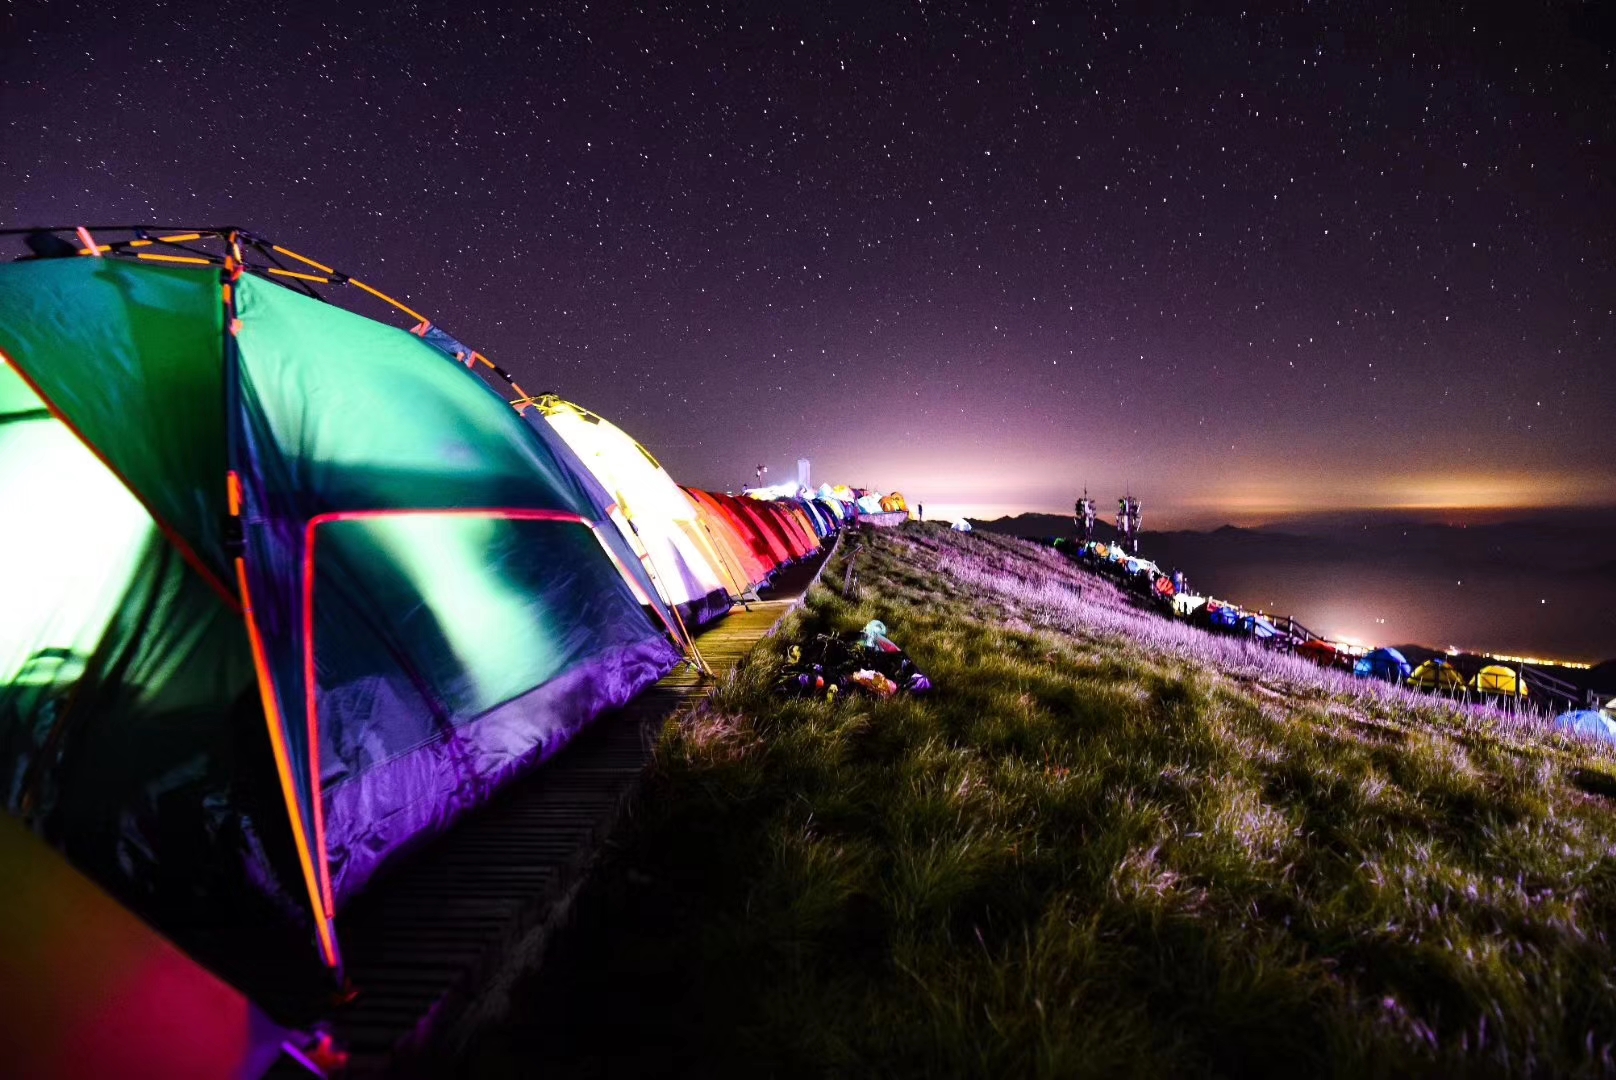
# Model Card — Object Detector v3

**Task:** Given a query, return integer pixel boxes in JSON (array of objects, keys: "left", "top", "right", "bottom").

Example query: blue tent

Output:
[
  {"left": 1553, "top": 710, "right": 1616, "bottom": 743},
  {"left": 798, "top": 497, "right": 834, "bottom": 538},
  {"left": 1355, "top": 647, "right": 1412, "bottom": 683},
  {"left": 1239, "top": 613, "right": 1281, "bottom": 640}
]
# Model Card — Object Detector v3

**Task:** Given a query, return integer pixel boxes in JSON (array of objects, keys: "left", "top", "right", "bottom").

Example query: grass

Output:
[{"left": 469, "top": 524, "right": 1616, "bottom": 1078}]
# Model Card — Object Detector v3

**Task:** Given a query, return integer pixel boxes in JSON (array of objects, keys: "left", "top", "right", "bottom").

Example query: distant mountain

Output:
[
  {"left": 971, "top": 512, "right": 1616, "bottom": 664},
  {"left": 972, "top": 512, "right": 1113, "bottom": 540}
]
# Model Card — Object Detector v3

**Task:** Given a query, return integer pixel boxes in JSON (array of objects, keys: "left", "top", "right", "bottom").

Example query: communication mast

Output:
[
  {"left": 1075, "top": 489, "right": 1097, "bottom": 543},
  {"left": 1116, "top": 495, "right": 1142, "bottom": 554}
]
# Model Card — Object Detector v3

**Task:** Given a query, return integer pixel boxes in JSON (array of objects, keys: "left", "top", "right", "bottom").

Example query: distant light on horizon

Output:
[{"left": 893, "top": 469, "right": 1614, "bottom": 531}]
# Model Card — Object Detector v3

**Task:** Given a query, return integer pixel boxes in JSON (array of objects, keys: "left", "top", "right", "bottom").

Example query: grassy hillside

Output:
[{"left": 473, "top": 524, "right": 1616, "bottom": 1078}]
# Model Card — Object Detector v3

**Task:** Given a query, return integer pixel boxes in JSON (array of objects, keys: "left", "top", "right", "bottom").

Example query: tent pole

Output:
[{"left": 625, "top": 521, "right": 713, "bottom": 677}]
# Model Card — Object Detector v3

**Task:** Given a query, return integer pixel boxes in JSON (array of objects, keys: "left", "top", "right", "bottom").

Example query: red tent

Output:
[{"left": 683, "top": 487, "right": 773, "bottom": 588}]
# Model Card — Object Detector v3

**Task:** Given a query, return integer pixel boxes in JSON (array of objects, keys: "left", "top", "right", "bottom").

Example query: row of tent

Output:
[
  {"left": 1063, "top": 537, "right": 1616, "bottom": 741},
  {"left": 745, "top": 479, "right": 910, "bottom": 520},
  {"left": 0, "top": 250, "right": 875, "bottom": 1002},
  {"left": 1353, "top": 647, "right": 1616, "bottom": 739},
  {"left": 1352, "top": 647, "right": 1530, "bottom": 698}
]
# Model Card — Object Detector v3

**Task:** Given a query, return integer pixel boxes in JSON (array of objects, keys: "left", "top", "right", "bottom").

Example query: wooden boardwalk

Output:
[{"left": 308, "top": 555, "right": 825, "bottom": 1076}]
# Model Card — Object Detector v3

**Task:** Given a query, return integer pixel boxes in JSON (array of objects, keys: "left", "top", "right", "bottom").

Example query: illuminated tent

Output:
[
  {"left": 1172, "top": 593, "right": 1206, "bottom": 617},
  {"left": 683, "top": 487, "right": 774, "bottom": 589},
  {"left": 1354, "top": 647, "right": 1412, "bottom": 683},
  {"left": 759, "top": 499, "right": 813, "bottom": 559},
  {"left": 0, "top": 814, "right": 290, "bottom": 1079},
  {"left": 800, "top": 497, "right": 833, "bottom": 539},
  {"left": 734, "top": 484, "right": 836, "bottom": 545},
  {"left": 737, "top": 488, "right": 819, "bottom": 558},
  {"left": 724, "top": 491, "right": 799, "bottom": 566},
  {"left": 1472, "top": 664, "right": 1528, "bottom": 698},
  {"left": 814, "top": 494, "right": 840, "bottom": 533},
  {"left": 0, "top": 257, "right": 680, "bottom": 980},
  {"left": 880, "top": 491, "right": 909, "bottom": 513},
  {"left": 523, "top": 396, "right": 736, "bottom": 627},
  {"left": 1408, "top": 659, "right": 1467, "bottom": 692},
  {"left": 1554, "top": 710, "right": 1616, "bottom": 743},
  {"left": 412, "top": 335, "right": 705, "bottom": 659},
  {"left": 778, "top": 502, "right": 821, "bottom": 556}
]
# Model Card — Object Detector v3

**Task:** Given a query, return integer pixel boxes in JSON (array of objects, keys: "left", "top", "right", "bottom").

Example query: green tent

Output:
[{"left": 0, "top": 256, "right": 680, "bottom": 981}]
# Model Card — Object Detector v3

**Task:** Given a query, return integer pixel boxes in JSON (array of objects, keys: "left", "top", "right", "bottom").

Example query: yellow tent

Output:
[
  {"left": 1473, "top": 664, "right": 1528, "bottom": 697},
  {"left": 521, "top": 396, "right": 744, "bottom": 625},
  {"left": 1408, "top": 659, "right": 1467, "bottom": 692}
]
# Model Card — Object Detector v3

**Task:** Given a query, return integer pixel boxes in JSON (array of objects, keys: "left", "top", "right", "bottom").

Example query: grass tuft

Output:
[{"left": 472, "top": 524, "right": 1616, "bottom": 1078}]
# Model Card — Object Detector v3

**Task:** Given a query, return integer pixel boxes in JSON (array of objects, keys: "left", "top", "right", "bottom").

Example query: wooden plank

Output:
[{"left": 284, "top": 548, "right": 829, "bottom": 1077}]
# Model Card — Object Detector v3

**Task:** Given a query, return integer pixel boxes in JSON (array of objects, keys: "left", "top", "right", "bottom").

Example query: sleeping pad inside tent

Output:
[{"left": 0, "top": 256, "right": 680, "bottom": 990}]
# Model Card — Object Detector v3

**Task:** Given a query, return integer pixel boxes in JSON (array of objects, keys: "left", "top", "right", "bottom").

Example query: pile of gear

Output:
[{"left": 777, "top": 620, "right": 932, "bottom": 701}]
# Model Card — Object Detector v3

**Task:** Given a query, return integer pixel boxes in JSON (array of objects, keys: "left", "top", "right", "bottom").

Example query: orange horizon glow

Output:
[
  {"left": 886, "top": 467, "right": 1615, "bottom": 530},
  {"left": 1180, "top": 470, "right": 1614, "bottom": 517}
]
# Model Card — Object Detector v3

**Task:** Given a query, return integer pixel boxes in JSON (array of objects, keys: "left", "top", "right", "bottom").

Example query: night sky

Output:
[{"left": 3, "top": 2, "right": 1613, "bottom": 524}]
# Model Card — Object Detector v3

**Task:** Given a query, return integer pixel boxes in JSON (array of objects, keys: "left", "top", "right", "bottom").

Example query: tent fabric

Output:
[
  {"left": 1, "top": 259, "right": 680, "bottom": 979},
  {"left": 773, "top": 500, "right": 819, "bottom": 557},
  {"left": 1297, "top": 639, "right": 1341, "bottom": 667},
  {"left": 1473, "top": 664, "right": 1528, "bottom": 697},
  {"left": 526, "top": 397, "right": 735, "bottom": 626},
  {"left": 417, "top": 334, "right": 683, "bottom": 631},
  {"left": 683, "top": 487, "right": 773, "bottom": 589},
  {"left": 0, "top": 259, "right": 236, "bottom": 597},
  {"left": 2, "top": 267, "right": 296, "bottom": 974},
  {"left": 777, "top": 503, "right": 820, "bottom": 557},
  {"left": 817, "top": 496, "right": 848, "bottom": 522},
  {"left": 232, "top": 278, "right": 682, "bottom": 909},
  {"left": 737, "top": 491, "right": 819, "bottom": 559},
  {"left": 1555, "top": 710, "right": 1616, "bottom": 743},
  {"left": 1239, "top": 613, "right": 1280, "bottom": 640},
  {"left": 718, "top": 491, "right": 795, "bottom": 567},
  {"left": 0, "top": 813, "right": 290, "bottom": 1080},
  {"left": 797, "top": 498, "right": 833, "bottom": 539}
]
